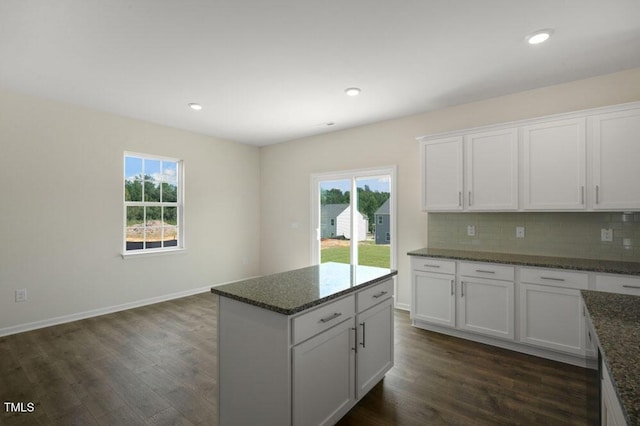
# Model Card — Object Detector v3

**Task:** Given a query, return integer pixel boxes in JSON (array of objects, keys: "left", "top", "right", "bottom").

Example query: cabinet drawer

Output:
[
  {"left": 459, "top": 262, "right": 514, "bottom": 281},
  {"left": 292, "top": 296, "right": 355, "bottom": 345},
  {"left": 596, "top": 274, "right": 640, "bottom": 296},
  {"left": 521, "top": 267, "right": 588, "bottom": 290},
  {"left": 357, "top": 279, "right": 394, "bottom": 313},
  {"left": 411, "top": 257, "right": 456, "bottom": 274}
]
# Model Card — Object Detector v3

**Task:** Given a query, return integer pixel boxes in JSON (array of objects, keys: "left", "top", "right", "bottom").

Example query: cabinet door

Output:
[
  {"left": 421, "top": 137, "right": 463, "bottom": 211},
  {"left": 356, "top": 298, "right": 394, "bottom": 398},
  {"left": 591, "top": 108, "right": 640, "bottom": 210},
  {"left": 458, "top": 277, "right": 514, "bottom": 340},
  {"left": 602, "top": 363, "right": 627, "bottom": 426},
  {"left": 412, "top": 271, "right": 456, "bottom": 328},
  {"left": 518, "top": 283, "right": 584, "bottom": 355},
  {"left": 464, "top": 128, "right": 518, "bottom": 210},
  {"left": 521, "top": 118, "right": 586, "bottom": 210},
  {"left": 293, "top": 319, "right": 356, "bottom": 426}
]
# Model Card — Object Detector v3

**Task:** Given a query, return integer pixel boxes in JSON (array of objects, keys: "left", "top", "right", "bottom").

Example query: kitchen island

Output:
[
  {"left": 583, "top": 290, "right": 640, "bottom": 426},
  {"left": 212, "top": 262, "right": 397, "bottom": 426}
]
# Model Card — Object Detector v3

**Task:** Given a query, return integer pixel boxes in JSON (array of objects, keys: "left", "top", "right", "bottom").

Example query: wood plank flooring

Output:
[{"left": 0, "top": 294, "right": 598, "bottom": 425}]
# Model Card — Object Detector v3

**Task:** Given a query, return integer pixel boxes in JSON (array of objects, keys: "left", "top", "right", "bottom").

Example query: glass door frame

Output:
[{"left": 310, "top": 165, "right": 397, "bottom": 269}]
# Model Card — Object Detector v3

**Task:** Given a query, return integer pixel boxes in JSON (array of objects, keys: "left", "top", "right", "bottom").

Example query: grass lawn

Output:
[{"left": 321, "top": 241, "right": 390, "bottom": 268}]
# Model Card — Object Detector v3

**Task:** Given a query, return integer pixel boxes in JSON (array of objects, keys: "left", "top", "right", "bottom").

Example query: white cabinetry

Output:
[
  {"left": 595, "top": 274, "right": 640, "bottom": 296},
  {"left": 458, "top": 263, "right": 515, "bottom": 340},
  {"left": 421, "top": 137, "right": 463, "bottom": 211},
  {"left": 591, "top": 108, "right": 640, "bottom": 210},
  {"left": 602, "top": 362, "right": 628, "bottom": 426},
  {"left": 293, "top": 317, "right": 356, "bottom": 426},
  {"left": 521, "top": 118, "right": 586, "bottom": 210},
  {"left": 518, "top": 268, "right": 588, "bottom": 356},
  {"left": 464, "top": 128, "right": 518, "bottom": 210},
  {"left": 411, "top": 258, "right": 456, "bottom": 327}
]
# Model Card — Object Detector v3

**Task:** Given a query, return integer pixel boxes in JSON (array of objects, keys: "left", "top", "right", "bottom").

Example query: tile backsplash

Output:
[{"left": 428, "top": 212, "right": 640, "bottom": 262}]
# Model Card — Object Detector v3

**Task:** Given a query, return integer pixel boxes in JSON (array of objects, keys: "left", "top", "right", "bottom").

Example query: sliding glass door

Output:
[{"left": 311, "top": 167, "right": 396, "bottom": 269}]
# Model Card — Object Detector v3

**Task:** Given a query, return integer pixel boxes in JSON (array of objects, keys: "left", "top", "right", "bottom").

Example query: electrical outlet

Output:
[
  {"left": 467, "top": 225, "right": 475, "bottom": 237},
  {"left": 516, "top": 226, "right": 525, "bottom": 239},
  {"left": 601, "top": 228, "right": 613, "bottom": 242},
  {"left": 15, "top": 288, "right": 27, "bottom": 302}
]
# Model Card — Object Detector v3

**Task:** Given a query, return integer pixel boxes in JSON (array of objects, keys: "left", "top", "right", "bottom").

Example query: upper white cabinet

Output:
[
  {"left": 421, "top": 137, "right": 463, "bottom": 211},
  {"left": 418, "top": 101, "right": 640, "bottom": 212},
  {"left": 521, "top": 118, "right": 586, "bottom": 210},
  {"left": 464, "top": 128, "right": 518, "bottom": 210},
  {"left": 591, "top": 108, "right": 640, "bottom": 210}
]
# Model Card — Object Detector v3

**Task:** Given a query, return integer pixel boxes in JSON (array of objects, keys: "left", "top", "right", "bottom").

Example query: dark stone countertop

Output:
[
  {"left": 407, "top": 248, "right": 640, "bottom": 276},
  {"left": 582, "top": 290, "right": 640, "bottom": 426},
  {"left": 211, "top": 262, "right": 397, "bottom": 315}
]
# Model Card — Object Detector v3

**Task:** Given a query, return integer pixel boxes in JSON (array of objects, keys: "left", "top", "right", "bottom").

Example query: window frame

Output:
[{"left": 122, "top": 151, "right": 185, "bottom": 257}]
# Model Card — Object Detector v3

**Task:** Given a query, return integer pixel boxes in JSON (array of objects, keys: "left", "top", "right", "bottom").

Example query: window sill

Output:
[{"left": 121, "top": 247, "right": 187, "bottom": 259}]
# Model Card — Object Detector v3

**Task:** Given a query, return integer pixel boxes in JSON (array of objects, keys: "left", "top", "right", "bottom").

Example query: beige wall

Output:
[
  {"left": 259, "top": 67, "right": 640, "bottom": 309},
  {"left": 0, "top": 88, "right": 260, "bottom": 334}
]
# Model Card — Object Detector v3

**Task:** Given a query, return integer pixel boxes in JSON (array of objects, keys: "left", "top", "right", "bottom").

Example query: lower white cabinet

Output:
[
  {"left": 602, "top": 361, "right": 627, "bottom": 426},
  {"left": 518, "top": 283, "right": 584, "bottom": 355},
  {"left": 293, "top": 318, "right": 356, "bottom": 426},
  {"left": 412, "top": 270, "right": 456, "bottom": 328},
  {"left": 458, "top": 276, "right": 514, "bottom": 340}
]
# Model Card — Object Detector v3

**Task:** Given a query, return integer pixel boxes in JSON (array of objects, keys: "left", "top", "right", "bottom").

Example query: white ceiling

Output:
[{"left": 1, "top": 1, "right": 640, "bottom": 146}]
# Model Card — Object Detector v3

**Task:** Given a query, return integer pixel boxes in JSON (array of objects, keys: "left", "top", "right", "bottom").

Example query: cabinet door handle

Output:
[
  {"left": 319, "top": 312, "right": 342, "bottom": 323},
  {"left": 360, "top": 322, "right": 366, "bottom": 348},
  {"left": 373, "top": 290, "right": 388, "bottom": 299},
  {"left": 458, "top": 191, "right": 462, "bottom": 207},
  {"left": 588, "top": 330, "right": 592, "bottom": 343},
  {"left": 468, "top": 191, "right": 472, "bottom": 206},
  {"left": 541, "top": 276, "right": 566, "bottom": 282},
  {"left": 581, "top": 186, "right": 585, "bottom": 205},
  {"left": 596, "top": 185, "right": 600, "bottom": 204},
  {"left": 475, "top": 269, "right": 495, "bottom": 274},
  {"left": 451, "top": 280, "right": 454, "bottom": 296},
  {"left": 351, "top": 327, "right": 357, "bottom": 352},
  {"left": 424, "top": 264, "right": 441, "bottom": 268},
  {"left": 623, "top": 285, "right": 640, "bottom": 289},
  {"left": 461, "top": 281, "right": 465, "bottom": 297}
]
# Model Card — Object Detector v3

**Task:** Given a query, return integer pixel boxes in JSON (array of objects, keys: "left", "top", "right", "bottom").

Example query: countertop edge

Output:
[{"left": 211, "top": 270, "right": 398, "bottom": 316}]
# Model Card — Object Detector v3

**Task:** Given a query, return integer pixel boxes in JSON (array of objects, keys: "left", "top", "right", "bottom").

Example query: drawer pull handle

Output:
[
  {"left": 475, "top": 269, "right": 495, "bottom": 274},
  {"left": 541, "top": 276, "right": 566, "bottom": 282},
  {"left": 623, "top": 285, "right": 640, "bottom": 289},
  {"left": 424, "top": 264, "right": 441, "bottom": 268},
  {"left": 372, "top": 291, "right": 388, "bottom": 299},
  {"left": 319, "top": 312, "right": 342, "bottom": 323}
]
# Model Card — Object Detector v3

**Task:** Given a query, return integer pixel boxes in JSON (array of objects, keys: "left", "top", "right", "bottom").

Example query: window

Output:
[
  {"left": 377, "top": 216, "right": 383, "bottom": 225},
  {"left": 330, "top": 219, "right": 335, "bottom": 226},
  {"left": 123, "top": 153, "right": 183, "bottom": 254}
]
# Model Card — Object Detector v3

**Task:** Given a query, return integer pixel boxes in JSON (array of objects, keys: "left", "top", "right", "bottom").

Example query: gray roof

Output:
[
  {"left": 375, "top": 198, "right": 390, "bottom": 215},
  {"left": 321, "top": 203, "right": 349, "bottom": 218}
]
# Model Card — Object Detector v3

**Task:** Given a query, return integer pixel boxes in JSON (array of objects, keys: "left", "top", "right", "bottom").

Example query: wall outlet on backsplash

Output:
[
  {"left": 601, "top": 228, "right": 613, "bottom": 242},
  {"left": 467, "top": 225, "right": 475, "bottom": 237},
  {"left": 516, "top": 226, "right": 525, "bottom": 239}
]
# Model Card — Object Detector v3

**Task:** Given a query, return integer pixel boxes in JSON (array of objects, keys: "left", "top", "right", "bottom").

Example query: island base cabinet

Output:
[
  {"left": 356, "top": 298, "right": 394, "bottom": 398},
  {"left": 602, "top": 362, "right": 627, "bottom": 426},
  {"left": 519, "top": 284, "right": 585, "bottom": 355},
  {"left": 293, "top": 319, "right": 356, "bottom": 426}
]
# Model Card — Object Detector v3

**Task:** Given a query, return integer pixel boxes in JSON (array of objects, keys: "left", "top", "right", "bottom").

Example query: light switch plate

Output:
[
  {"left": 467, "top": 225, "right": 475, "bottom": 237},
  {"left": 516, "top": 226, "right": 525, "bottom": 239},
  {"left": 601, "top": 228, "right": 613, "bottom": 242}
]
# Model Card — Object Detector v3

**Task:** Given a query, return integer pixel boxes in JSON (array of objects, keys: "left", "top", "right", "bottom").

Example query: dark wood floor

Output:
[{"left": 0, "top": 294, "right": 598, "bottom": 425}]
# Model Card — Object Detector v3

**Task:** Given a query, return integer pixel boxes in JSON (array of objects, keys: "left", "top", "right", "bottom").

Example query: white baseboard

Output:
[
  {"left": 394, "top": 302, "right": 410, "bottom": 311},
  {"left": 0, "top": 276, "right": 259, "bottom": 338}
]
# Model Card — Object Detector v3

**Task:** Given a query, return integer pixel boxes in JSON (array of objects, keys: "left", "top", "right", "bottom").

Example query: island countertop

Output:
[
  {"left": 211, "top": 262, "right": 397, "bottom": 315},
  {"left": 582, "top": 290, "right": 640, "bottom": 425},
  {"left": 407, "top": 247, "right": 640, "bottom": 276}
]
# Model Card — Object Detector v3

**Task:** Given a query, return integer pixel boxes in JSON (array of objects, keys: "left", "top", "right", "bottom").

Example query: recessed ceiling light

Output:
[
  {"left": 526, "top": 29, "right": 553, "bottom": 45},
  {"left": 344, "top": 87, "right": 361, "bottom": 97},
  {"left": 188, "top": 103, "right": 203, "bottom": 111}
]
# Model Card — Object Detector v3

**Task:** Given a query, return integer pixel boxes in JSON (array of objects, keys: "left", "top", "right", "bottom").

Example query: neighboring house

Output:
[
  {"left": 320, "top": 204, "right": 368, "bottom": 241},
  {"left": 374, "top": 198, "right": 391, "bottom": 244}
]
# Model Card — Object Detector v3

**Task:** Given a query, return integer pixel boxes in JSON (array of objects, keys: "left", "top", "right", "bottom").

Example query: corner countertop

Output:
[
  {"left": 407, "top": 247, "right": 640, "bottom": 276},
  {"left": 211, "top": 262, "right": 397, "bottom": 315},
  {"left": 582, "top": 290, "right": 640, "bottom": 425}
]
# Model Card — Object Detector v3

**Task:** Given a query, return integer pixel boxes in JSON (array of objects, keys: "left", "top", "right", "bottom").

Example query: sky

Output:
[{"left": 125, "top": 156, "right": 178, "bottom": 184}]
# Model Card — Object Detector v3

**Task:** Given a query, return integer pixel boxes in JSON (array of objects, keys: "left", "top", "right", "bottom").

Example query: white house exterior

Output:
[{"left": 335, "top": 205, "right": 368, "bottom": 241}]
